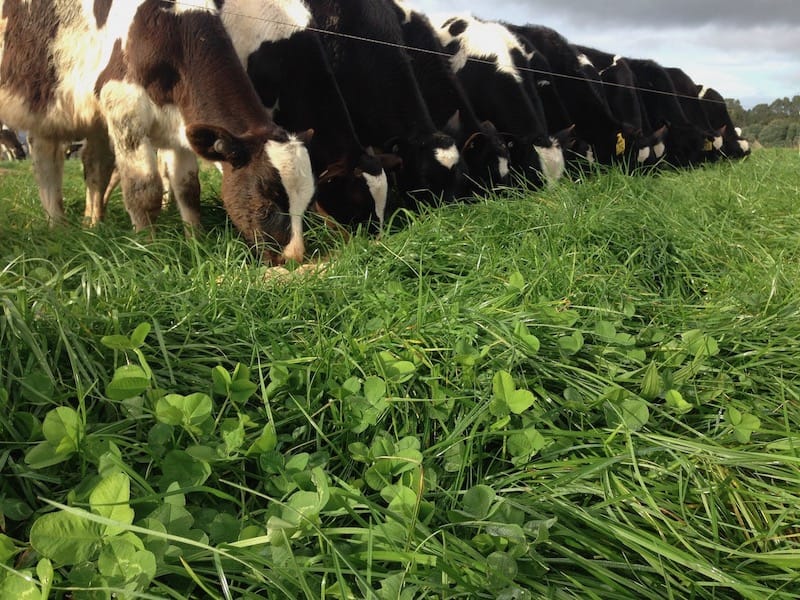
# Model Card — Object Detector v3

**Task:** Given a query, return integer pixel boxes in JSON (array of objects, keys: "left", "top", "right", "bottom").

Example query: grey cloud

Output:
[
  {"left": 511, "top": 0, "right": 800, "bottom": 29},
  {"left": 414, "top": 0, "right": 800, "bottom": 29}
]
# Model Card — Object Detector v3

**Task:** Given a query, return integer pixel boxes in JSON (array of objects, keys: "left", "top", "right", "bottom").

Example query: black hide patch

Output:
[
  {"left": 94, "top": 0, "right": 112, "bottom": 27},
  {"left": 1, "top": 0, "right": 60, "bottom": 115}
]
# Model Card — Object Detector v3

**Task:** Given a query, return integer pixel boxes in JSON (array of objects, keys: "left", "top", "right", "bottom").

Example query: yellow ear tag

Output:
[
  {"left": 615, "top": 132, "right": 626, "bottom": 156},
  {"left": 703, "top": 139, "right": 713, "bottom": 151}
]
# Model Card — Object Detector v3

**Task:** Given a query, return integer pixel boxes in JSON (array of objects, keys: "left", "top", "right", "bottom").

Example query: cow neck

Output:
[
  {"left": 143, "top": 9, "right": 273, "bottom": 137},
  {"left": 247, "top": 30, "right": 362, "bottom": 171},
  {"left": 399, "top": 14, "right": 482, "bottom": 137},
  {"left": 311, "top": 0, "right": 438, "bottom": 146}
]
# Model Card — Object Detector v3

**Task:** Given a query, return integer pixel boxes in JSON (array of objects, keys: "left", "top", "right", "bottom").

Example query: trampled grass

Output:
[{"left": 1, "top": 150, "right": 800, "bottom": 598}]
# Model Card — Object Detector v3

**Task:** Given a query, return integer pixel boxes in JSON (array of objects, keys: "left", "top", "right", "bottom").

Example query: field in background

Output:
[{"left": 1, "top": 150, "right": 800, "bottom": 598}]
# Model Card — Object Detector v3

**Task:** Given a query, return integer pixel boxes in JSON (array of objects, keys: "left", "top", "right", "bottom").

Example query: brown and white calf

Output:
[{"left": 0, "top": 0, "right": 315, "bottom": 263}]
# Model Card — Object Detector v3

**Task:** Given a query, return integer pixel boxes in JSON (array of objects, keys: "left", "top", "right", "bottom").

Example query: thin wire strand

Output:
[{"left": 184, "top": 2, "right": 730, "bottom": 106}]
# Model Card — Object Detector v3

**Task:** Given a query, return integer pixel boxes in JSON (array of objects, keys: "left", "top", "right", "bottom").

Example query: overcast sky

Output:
[{"left": 410, "top": 0, "right": 800, "bottom": 108}]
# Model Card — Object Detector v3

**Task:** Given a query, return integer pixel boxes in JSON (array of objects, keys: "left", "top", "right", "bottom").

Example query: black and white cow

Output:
[
  {"left": 0, "top": 124, "right": 25, "bottom": 160},
  {"left": 433, "top": 15, "right": 565, "bottom": 188},
  {"left": 626, "top": 58, "right": 714, "bottom": 168},
  {"left": 697, "top": 86, "right": 751, "bottom": 160},
  {"left": 505, "top": 31, "right": 590, "bottom": 173},
  {"left": 0, "top": 0, "right": 315, "bottom": 264},
  {"left": 666, "top": 67, "right": 724, "bottom": 161},
  {"left": 574, "top": 46, "right": 668, "bottom": 168},
  {"left": 509, "top": 24, "right": 639, "bottom": 167},
  {"left": 389, "top": 1, "right": 511, "bottom": 192},
  {"left": 218, "top": 0, "right": 390, "bottom": 229},
  {"left": 306, "top": 0, "right": 465, "bottom": 210}
]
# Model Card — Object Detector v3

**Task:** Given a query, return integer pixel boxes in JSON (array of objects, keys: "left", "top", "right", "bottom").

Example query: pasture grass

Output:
[{"left": 1, "top": 150, "right": 800, "bottom": 598}]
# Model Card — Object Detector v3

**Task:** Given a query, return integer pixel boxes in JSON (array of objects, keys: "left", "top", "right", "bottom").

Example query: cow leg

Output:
[
  {"left": 30, "top": 137, "right": 66, "bottom": 225},
  {"left": 81, "top": 128, "right": 116, "bottom": 226},
  {"left": 115, "top": 143, "right": 163, "bottom": 231},
  {"left": 100, "top": 83, "right": 164, "bottom": 231},
  {"left": 103, "top": 168, "right": 121, "bottom": 209},
  {"left": 156, "top": 151, "right": 174, "bottom": 208},
  {"left": 160, "top": 148, "right": 201, "bottom": 234}
]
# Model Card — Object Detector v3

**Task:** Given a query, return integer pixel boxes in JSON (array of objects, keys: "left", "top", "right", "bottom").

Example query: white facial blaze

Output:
[
  {"left": 265, "top": 135, "right": 315, "bottom": 263},
  {"left": 219, "top": 0, "right": 312, "bottom": 66},
  {"left": 653, "top": 141, "right": 666, "bottom": 159},
  {"left": 534, "top": 142, "right": 565, "bottom": 187},
  {"left": 435, "top": 144, "right": 460, "bottom": 170},
  {"left": 362, "top": 171, "right": 389, "bottom": 227},
  {"left": 498, "top": 156, "right": 509, "bottom": 180}
]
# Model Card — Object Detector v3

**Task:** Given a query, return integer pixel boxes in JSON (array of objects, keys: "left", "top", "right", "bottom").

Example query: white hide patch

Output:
[
  {"left": 101, "top": 81, "right": 190, "bottom": 151},
  {"left": 735, "top": 126, "right": 743, "bottom": 137},
  {"left": 534, "top": 142, "right": 565, "bottom": 187},
  {"left": 698, "top": 86, "right": 709, "bottom": 98},
  {"left": 434, "top": 15, "right": 524, "bottom": 82},
  {"left": 637, "top": 146, "right": 651, "bottom": 164},
  {"left": 11, "top": 2, "right": 143, "bottom": 135},
  {"left": 585, "top": 148, "right": 595, "bottom": 165},
  {"left": 713, "top": 135, "right": 723, "bottom": 151},
  {"left": 435, "top": 144, "right": 460, "bottom": 170},
  {"left": 653, "top": 141, "right": 666, "bottom": 159},
  {"left": 498, "top": 156, "right": 509, "bottom": 180},
  {"left": 265, "top": 136, "right": 315, "bottom": 263},
  {"left": 738, "top": 139, "right": 750, "bottom": 153},
  {"left": 219, "top": 0, "right": 311, "bottom": 66},
  {"left": 577, "top": 54, "right": 594, "bottom": 68},
  {"left": 171, "top": 0, "right": 218, "bottom": 14},
  {"left": 363, "top": 171, "right": 389, "bottom": 227}
]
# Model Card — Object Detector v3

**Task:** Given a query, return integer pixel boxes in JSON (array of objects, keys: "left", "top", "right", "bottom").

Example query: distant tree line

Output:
[{"left": 726, "top": 96, "right": 800, "bottom": 148}]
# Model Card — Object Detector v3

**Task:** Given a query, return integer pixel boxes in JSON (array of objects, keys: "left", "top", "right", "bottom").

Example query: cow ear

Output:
[
  {"left": 318, "top": 159, "right": 348, "bottom": 184},
  {"left": 382, "top": 137, "right": 405, "bottom": 156},
  {"left": 444, "top": 110, "right": 461, "bottom": 135},
  {"left": 186, "top": 124, "right": 253, "bottom": 169},
  {"left": 295, "top": 128, "right": 314, "bottom": 145},
  {"left": 480, "top": 120, "right": 498, "bottom": 135},
  {"left": 376, "top": 153, "right": 404, "bottom": 172},
  {"left": 461, "top": 131, "right": 486, "bottom": 153}
]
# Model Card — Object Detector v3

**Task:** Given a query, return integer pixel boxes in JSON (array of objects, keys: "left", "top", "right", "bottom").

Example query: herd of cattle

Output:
[{"left": 0, "top": 0, "right": 750, "bottom": 264}]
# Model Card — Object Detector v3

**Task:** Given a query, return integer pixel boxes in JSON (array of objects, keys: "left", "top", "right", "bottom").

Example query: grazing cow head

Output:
[
  {"left": 187, "top": 124, "right": 315, "bottom": 264},
  {"left": 386, "top": 131, "right": 465, "bottom": 205},
  {"left": 313, "top": 150, "right": 390, "bottom": 230},
  {"left": 454, "top": 119, "right": 511, "bottom": 191},
  {"left": 502, "top": 133, "right": 564, "bottom": 189}
]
